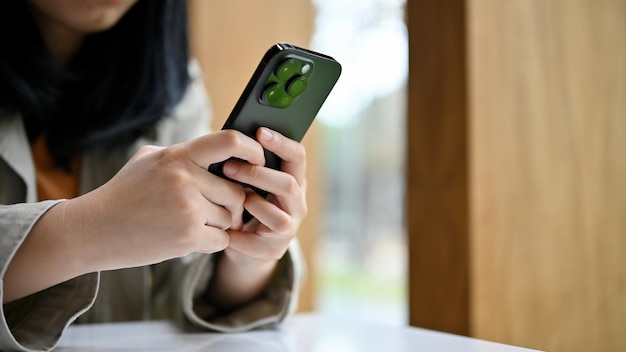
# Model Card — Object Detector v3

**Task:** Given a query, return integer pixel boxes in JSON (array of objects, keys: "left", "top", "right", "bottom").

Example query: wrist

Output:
[
  {"left": 57, "top": 194, "right": 110, "bottom": 275},
  {"left": 222, "top": 247, "right": 279, "bottom": 274},
  {"left": 44, "top": 199, "right": 99, "bottom": 276},
  {"left": 206, "top": 249, "right": 279, "bottom": 311}
]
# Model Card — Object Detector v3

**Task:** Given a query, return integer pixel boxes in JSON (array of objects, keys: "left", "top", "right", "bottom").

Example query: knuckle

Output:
[
  {"left": 150, "top": 147, "right": 185, "bottom": 170},
  {"left": 219, "top": 129, "right": 244, "bottom": 149},
  {"left": 136, "top": 145, "right": 159, "bottom": 156},
  {"left": 166, "top": 168, "right": 192, "bottom": 188},
  {"left": 234, "top": 186, "right": 246, "bottom": 203},
  {"left": 169, "top": 191, "right": 200, "bottom": 216},
  {"left": 159, "top": 145, "right": 181, "bottom": 161},
  {"left": 175, "top": 198, "right": 199, "bottom": 219},
  {"left": 293, "top": 143, "right": 307, "bottom": 161},
  {"left": 228, "top": 187, "right": 247, "bottom": 212},
  {"left": 249, "top": 164, "right": 263, "bottom": 181},
  {"left": 273, "top": 213, "right": 294, "bottom": 235},
  {"left": 284, "top": 175, "right": 300, "bottom": 194}
]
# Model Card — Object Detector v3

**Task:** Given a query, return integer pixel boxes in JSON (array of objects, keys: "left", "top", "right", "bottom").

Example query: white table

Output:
[{"left": 56, "top": 313, "right": 541, "bottom": 351}]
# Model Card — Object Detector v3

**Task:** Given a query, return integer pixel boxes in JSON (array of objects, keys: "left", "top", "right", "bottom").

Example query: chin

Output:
[{"left": 29, "top": 0, "right": 139, "bottom": 34}]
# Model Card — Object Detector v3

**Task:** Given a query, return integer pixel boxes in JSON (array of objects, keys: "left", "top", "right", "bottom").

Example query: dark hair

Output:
[{"left": 0, "top": 0, "right": 190, "bottom": 167}]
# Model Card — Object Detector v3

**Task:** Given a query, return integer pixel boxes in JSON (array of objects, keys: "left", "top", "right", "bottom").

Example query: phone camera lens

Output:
[
  {"left": 263, "top": 84, "right": 282, "bottom": 104},
  {"left": 287, "top": 76, "right": 307, "bottom": 97},
  {"left": 263, "top": 84, "right": 292, "bottom": 108},
  {"left": 276, "top": 60, "right": 298, "bottom": 81}
]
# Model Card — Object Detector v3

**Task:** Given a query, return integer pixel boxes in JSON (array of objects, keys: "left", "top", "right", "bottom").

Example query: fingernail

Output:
[
  {"left": 223, "top": 162, "right": 239, "bottom": 176},
  {"left": 260, "top": 128, "right": 273, "bottom": 142}
]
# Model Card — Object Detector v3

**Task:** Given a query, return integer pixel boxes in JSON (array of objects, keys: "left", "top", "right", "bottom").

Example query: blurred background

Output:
[
  {"left": 310, "top": 0, "right": 408, "bottom": 326},
  {"left": 188, "top": 1, "right": 625, "bottom": 352}
]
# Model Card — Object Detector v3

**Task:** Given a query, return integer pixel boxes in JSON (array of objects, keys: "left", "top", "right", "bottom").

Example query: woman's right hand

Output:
[
  {"left": 3, "top": 130, "right": 265, "bottom": 302},
  {"left": 72, "top": 130, "right": 266, "bottom": 271}
]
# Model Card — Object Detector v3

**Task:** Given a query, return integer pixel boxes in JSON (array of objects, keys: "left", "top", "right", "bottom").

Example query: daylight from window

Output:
[{"left": 311, "top": 0, "right": 408, "bottom": 326}]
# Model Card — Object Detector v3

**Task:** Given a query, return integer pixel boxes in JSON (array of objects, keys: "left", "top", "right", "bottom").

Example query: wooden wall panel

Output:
[
  {"left": 187, "top": 0, "right": 319, "bottom": 311},
  {"left": 408, "top": 0, "right": 626, "bottom": 351},
  {"left": 468, "top": 0, "right": 626, "bottom": 351}
]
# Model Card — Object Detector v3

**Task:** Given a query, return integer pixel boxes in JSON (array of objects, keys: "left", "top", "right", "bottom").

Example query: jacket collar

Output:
[{"left": 0, "top": 111, "right": 37, "bottom": 202}]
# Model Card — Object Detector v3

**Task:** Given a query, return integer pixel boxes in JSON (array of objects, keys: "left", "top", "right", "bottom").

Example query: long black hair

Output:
[{"left": 0, "top": 0, "right": 190, "bottom": 167}]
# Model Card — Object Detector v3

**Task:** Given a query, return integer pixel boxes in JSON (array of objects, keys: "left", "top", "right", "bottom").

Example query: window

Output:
[{"left": 311, "top": 0, "right": 408, "bottom": 326}]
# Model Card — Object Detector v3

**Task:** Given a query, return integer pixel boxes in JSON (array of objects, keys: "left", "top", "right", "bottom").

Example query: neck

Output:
[{"left": 32, "top": 15, "right": 85, "bottom": 61}]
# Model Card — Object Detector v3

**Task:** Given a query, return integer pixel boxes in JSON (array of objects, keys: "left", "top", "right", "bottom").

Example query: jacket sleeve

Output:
[
  {"left": 0, "top": 201, "right": 99, "bottom": 352},
  {"left": 149, "top": 241, "right": 306, "bottom": 333},
  {"left": 188, "top": 241, "right": 305, "bottom": 332}
]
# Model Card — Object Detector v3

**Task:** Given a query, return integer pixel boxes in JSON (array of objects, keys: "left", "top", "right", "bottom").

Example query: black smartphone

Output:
[{"left": 208, "top": 42, "right": 342, "bottom": 221}]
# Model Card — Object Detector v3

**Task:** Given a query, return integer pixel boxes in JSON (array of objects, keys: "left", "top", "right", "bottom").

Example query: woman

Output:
[{"left": 0, "top": 1, "right": 307, "bottom": 351}]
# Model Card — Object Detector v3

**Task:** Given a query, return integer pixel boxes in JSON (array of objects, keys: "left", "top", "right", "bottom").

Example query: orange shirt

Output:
[{"left": 30, "top": 134, "right": 81, "bottom": 201}]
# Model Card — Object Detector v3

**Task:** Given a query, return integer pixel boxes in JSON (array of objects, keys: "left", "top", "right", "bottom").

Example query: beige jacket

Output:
[{"left": 0, "top": 62, "right": 304, "bottom": 352}]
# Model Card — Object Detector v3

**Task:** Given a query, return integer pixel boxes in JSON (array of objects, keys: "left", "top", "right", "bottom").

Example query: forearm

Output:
[
  {"left": 205, "top": 248, "right": 278, "bottom": 311},
  {"left": 2, "top": 201, "right": 96, "bottom": 303}
]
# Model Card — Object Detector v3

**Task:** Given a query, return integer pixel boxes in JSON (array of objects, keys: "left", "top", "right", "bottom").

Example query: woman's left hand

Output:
[
  {"left": 223, "top": 127, "right": 307, "bottom": 260},
  {"left": 206, "top": 127, "right": 307, "bottom": 309}
]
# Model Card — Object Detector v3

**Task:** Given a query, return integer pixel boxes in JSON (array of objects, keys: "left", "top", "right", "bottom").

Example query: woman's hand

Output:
[
  {"left": 225, "top": 127, "right": 307, "bottom": 259},
  {"left": 75, "top": 130, "right": 267, "bottom": 271},
  {"left": 3, "top": 130, "right": 265, "bottom": 302},
  {"left": 206, "top": 127, "right": 308, "bottom": 309}
]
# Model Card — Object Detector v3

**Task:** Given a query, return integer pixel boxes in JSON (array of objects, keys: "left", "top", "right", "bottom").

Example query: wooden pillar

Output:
[{"left": 406, "top": 0, "right": 470, "bottom": 336}]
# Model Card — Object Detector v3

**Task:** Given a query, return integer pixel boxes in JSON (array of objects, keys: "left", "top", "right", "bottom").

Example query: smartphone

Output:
[{"left": 208, "top": 42, "right": 342, "bottom": 221}]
